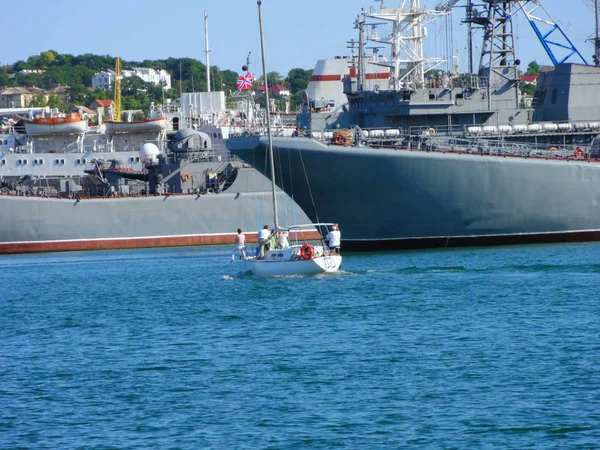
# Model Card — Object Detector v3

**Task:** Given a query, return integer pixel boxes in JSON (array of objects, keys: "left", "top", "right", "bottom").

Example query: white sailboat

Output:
[{"left": 240, "top": 1, "right": 342, "bottom": 277}]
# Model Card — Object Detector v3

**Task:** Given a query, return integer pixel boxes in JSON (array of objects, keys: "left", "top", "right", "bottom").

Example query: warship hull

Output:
[
  {"left": 227, "top": 136, "right": 600, "bottom": 251},
  {"left": 0, "top": 166, "right": 317, "bottom": 254}
]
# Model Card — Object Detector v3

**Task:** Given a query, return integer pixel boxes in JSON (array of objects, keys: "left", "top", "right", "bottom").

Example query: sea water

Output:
[{"left": 1, "top": 243, "right": 599, "bottom": 449}]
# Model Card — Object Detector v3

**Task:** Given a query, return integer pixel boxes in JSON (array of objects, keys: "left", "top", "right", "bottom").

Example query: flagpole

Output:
[{"left": 257, "top": 0, "right": 278, "bottom": 230}]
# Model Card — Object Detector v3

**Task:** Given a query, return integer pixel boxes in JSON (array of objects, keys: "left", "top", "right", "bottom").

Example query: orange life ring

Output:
[
  {"left": 300, "top": 244, "right": 314, "bottom": 260},
  {"left": 181, "top": 172, "right": 191, "bottom": 182},
  {"left": 333, "top": 134, "right": 345, "bottom": 146},
  {"left": 574, "top": 148, "right": 585, "bottom": 159}
]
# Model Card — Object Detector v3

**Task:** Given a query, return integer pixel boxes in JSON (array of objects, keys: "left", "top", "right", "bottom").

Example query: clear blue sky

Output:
[{"left": 2, "top": 0, "right": 596, "bottom": 75}]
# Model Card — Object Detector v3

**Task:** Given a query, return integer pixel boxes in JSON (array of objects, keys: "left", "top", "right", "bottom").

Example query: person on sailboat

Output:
[
  {"left": 231, "top": 228, "right": 247, "bottom": 262},
  {"left": 326, "top": 224, "right": 341, "bottom": 255},
  {"left": 258, "top": 225, "right": 271, "bottom": 258},
  {"left": 276, "top": 228, "right": 290, "bottom": 249}
]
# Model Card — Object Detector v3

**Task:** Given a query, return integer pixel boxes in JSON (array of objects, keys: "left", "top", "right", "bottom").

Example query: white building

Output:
[
  {"left": 92, "top": 67, "right": 172, "bottom": 90},
  {"left": 92, "top": 70, "right": 115, "bottom": 90}
]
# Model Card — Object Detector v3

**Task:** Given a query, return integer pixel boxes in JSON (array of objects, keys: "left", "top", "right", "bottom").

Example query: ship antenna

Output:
[
  {"left": 355, "top": 13, "right": 366, "bottom": 92},
  {"left": 595, "top": 0, "right": 600, "bottom": 66},
  {"left": 257, "top": 0, "right": 278, "bottom": 230},
  {"left": 204, "top": 11, "right": 212, "bottom": 92}
]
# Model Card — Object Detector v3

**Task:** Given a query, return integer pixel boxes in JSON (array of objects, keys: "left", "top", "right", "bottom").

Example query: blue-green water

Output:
[{"left": 1, "top": 243, "right": 599, "bottom": 449}]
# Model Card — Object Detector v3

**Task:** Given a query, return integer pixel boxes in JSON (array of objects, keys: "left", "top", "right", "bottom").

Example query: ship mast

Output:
[
  {"left": 595, "top": 0, "right": 600, "bottom": 65},
  {"left": 365, "top": 0, "right": 449, "bottom": 90},
  {"left": 204, "top": 11, "right": 211, "bottom": 92},
  {"left": 257, "top": 0, "right": 278, "bottom": 230}
]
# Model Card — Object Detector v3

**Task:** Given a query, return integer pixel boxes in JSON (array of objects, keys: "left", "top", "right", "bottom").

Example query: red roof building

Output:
[{"left": 521, "top": 75, "right": 538, "bottom": 84}]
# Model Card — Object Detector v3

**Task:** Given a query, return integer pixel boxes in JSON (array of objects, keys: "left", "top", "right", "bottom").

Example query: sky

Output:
[{"left": 1, "top": 0, "right": 596, "bottom": 76}]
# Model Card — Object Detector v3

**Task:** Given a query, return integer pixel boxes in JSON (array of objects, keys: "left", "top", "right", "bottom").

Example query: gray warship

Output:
[
  {"left": 227, "top": 0, "right": 600, "bottom": 250},
  {"left": 0, "top": 128, "right": 316, "bottom": 254}
]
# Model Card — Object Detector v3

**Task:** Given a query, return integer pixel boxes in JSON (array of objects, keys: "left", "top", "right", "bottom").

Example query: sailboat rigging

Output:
[{"left": 232, "top": 1, "right": 342, "bottom": 277}]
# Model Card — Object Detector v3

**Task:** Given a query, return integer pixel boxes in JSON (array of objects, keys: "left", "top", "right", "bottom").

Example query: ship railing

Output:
[
  {"left": 408, "top": 125, "right": 464, "bottom": 136},
  {"left": 420, "top": 135, "right": 592, "bottom": 160}
]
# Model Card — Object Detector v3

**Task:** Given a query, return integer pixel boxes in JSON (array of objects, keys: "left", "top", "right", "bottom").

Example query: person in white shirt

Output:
[
  {"left": 277, "top": 229, "right": 290, "bottom": 249},
  {"left": 257, "top": 225, "right": 271, "bottom": 258},
  {"left": 326, "top": 224, "right": 341, "bottom": 254}
]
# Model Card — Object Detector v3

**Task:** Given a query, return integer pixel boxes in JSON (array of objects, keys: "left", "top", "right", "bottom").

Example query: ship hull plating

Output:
[
  {"left": 0, "top": 167, "right": 318, "bottom": 254},
  {"left": 227, "top": 136, "right": 600, "bottom": 251}
]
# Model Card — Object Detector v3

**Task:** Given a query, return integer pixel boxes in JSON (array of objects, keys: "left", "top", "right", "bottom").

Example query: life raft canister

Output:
[
  {"left": 300, "top": 244, "right": 314, "bottom": 260},
  {"left": 574, "top": 147, "right": 585, "bottom": 159}
]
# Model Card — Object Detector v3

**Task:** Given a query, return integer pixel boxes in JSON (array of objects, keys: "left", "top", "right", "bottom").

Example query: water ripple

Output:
[{"left": 1, "top": 243, "right": 599, "bottom": 448}]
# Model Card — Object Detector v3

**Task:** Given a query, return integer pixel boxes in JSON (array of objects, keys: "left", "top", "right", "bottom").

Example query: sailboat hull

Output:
[{"left": 251, "top": 254, "right": 342, "bottom": 277}]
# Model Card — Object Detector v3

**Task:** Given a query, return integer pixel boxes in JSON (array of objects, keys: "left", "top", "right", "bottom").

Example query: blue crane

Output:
[{"left": 516, "top": 0, "right": 588, "bottom": 65}]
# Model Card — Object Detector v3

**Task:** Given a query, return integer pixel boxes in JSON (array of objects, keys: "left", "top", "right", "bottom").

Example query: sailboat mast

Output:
[{"left": 257, "top": 0, "right": 278, "bottom": 229}]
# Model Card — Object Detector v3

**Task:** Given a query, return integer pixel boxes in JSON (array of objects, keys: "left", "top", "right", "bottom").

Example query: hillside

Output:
[{"left": 0, "top": 51, "right": 312, "bottom": 114}]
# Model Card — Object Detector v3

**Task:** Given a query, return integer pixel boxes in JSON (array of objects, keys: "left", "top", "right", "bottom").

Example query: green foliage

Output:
[
  {"left": 2, "top": 51, "right": 316, "bottom": 114},
  {"left": 266, "top": 71, "right": 283, "bottom": 85},
  {"left": 285, "top": 68, "right": 312, "bottom": 94},
  {"left": 520, "top": 83, "right": 536, "bottom": 96},
  {"left": 290, "top": 91, "right": 305, "bottom": 109},
  {"left": 285, "top": 68, "right": 313, "bottom": 108},
  {"left": 48, "top": 94, "right": 64, "bottom": 109},
  {"left": 39, "top": 51, "right": 57, "bottom": 68},
  {"left": 254, "top": 96, "right": 266, "bottom": 109},
  {"left": 0, "top": 68, "right": 9, "bottom": 86},
  {"left": 525, "top": 61, "right": 541, "bottom": 76},
  {"left": 29, "top": 94, "right": 47, "bottom": 107},
  {"left": 220, "top": 70, "right": 239, "bottom": 92}
]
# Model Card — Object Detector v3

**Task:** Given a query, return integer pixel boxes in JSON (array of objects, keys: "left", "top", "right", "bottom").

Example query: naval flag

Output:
[{"left": 236, "top": 72, "right": 253, "bottom": 91}]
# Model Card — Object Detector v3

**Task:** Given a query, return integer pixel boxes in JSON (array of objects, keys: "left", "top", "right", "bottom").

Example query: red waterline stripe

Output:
[{"left": 0, "top": 231, "right": 323, "bottom": 255}]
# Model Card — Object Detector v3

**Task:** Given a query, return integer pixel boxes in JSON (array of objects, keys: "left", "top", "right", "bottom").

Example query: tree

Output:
[
  {"left": 266, "top": 71, "right": 283, "bottom": 85},
  {"left": 121, "top": 76, "right": 147, "bottom": 96},
  {"left": 39, "top": 50, "right": 57, "bottom": 68},
  {"left": 29, "top": 94, "right": 47, "bottom": 107},
  {"left": 25, "top": 55, "right": 41, "bottom": 69},
  {"left": 48, "top": 94, "right": 64, "bottom": 110},
  {"left": 220, "top": 70, "right": 239, "bottom": 92},
  {"left": 13, "top": 72, "right": 44, "bottom": 87},
  {"left": 0, "top": 67, "right": 9, "bottom": 86},
  {"left": 525, "top": 61, "right": 541, "bottom": 76},
  {"left": 520, "top": 84, "right": 536, "bottom": 96},
  {"left": 286, "top": 68, "right": 312, "bottom": 94},
  {"left": 290, "top": 91, "right": 306, "bottom": 110}
]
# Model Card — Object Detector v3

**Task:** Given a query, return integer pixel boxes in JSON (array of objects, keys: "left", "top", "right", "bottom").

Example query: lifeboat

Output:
[
  {"left": 104, "top": 117, "right": 167, "bottom": 134},
  {"left": 25, "top": 110, "right": 88, "bottom": 136}
]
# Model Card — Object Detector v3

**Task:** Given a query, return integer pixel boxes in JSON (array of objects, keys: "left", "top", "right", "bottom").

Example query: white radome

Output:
[{"left": 139, "top": 143, "right": 161, "bottom": 164}]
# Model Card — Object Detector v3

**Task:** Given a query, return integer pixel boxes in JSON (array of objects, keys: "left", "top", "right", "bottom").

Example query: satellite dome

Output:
[{"left": 139, "top": 142, "right": 161, "bottom": 164}]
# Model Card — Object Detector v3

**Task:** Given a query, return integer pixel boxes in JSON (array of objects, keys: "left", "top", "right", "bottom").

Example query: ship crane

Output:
[
  {"left": 113, "top": 56, "right": 122, "bottom": 122},
  {"left": 516, "top": 0, "right": 588, "bottom": 65},
  {"left": 435, "top": 0, "right": 461, "bottom": 12}
]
